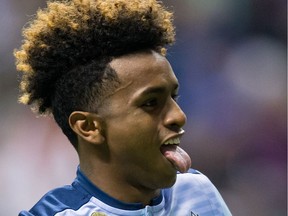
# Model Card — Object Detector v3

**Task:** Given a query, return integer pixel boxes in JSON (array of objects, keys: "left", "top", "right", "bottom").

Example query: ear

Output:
[{"left": 69, "top": 111, "right": 105, "bottom": 145}]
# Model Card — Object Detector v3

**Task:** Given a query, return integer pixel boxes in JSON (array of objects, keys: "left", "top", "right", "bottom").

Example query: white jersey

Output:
[{"left": 19, "top": 168, "right": 231, "bottom": 216}]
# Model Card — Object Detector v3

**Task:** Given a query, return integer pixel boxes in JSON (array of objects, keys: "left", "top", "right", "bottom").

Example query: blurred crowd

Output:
[{"left": 0, "top": 0, "right": 286, "bottom": 215}]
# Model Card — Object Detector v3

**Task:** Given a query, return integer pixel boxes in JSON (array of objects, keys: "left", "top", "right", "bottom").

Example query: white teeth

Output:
[
  {"left": 164, "top": 138, "right": 180, "bottom": 145},
  {"left": 179, "top": 129, "right": 185, "bottom": 135}
]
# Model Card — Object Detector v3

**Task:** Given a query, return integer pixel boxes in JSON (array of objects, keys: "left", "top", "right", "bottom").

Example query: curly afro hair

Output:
[{"left": 14, "top": 0, "right": 175, "bottom": 148}]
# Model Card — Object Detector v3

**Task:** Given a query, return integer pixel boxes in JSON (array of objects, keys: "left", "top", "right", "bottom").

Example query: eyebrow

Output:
[{"left": 138, "top": 83, "right": 179, "bottom": 97}]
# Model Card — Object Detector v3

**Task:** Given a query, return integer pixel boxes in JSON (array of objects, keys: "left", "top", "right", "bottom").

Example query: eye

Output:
[
  {"left": 142, "top": 98, "right": 158, "bottom": 107},
  {"left": 172, "top": 94, "right": 180, "bottom": 102}
]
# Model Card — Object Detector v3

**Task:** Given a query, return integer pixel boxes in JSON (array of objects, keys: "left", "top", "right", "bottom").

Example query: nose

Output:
[{"left": 163, "top": 99, "right": 187, "bottom": 132}]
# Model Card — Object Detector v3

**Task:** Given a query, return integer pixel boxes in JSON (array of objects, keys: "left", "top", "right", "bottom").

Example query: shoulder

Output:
[
  {"left": 171, "top": 169, "right": 232, "bottom": 215},
  {"left": 174, "top": 168, "right": 223, "bottom": 197},
  {"left": 19, "top": 182, "right": 91, "bottom": 216}
]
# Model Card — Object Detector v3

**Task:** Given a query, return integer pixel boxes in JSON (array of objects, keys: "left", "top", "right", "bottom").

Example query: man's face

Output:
[{"left": 98, "top": 50, "right": 187, "bottom": 191}]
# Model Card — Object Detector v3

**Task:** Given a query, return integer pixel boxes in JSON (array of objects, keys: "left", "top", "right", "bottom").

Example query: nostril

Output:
[{"left": 167, "top": 124, "right": 182, "bottom": 133}]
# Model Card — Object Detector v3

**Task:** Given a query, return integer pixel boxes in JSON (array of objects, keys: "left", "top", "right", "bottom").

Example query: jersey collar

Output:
[{"left": 74, "top": 166, "right": 163, "bottom": 210}]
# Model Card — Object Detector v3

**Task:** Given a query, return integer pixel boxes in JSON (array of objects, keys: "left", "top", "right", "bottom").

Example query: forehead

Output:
[{"left": 110, "top": 50, "right": 178, "bottom": 90}]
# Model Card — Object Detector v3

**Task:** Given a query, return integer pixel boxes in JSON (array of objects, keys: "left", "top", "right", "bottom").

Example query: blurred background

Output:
[{"left": 0, "top": 0, "right": 286, "bottom": 215}]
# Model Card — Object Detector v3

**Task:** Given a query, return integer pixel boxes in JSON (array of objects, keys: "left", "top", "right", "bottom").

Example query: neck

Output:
[{"left": 78, "top": 144, "right": 160, "bottom": 206}]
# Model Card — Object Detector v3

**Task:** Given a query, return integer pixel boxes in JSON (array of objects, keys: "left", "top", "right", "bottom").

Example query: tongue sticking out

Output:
[{"left": 160, "top": 145, "right": 192, "bottom": 173}]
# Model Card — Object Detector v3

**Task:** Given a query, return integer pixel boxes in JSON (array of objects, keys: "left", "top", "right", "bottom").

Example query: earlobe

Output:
[{"left": 69, "top": 111, "right": 105, "bottom": 144}]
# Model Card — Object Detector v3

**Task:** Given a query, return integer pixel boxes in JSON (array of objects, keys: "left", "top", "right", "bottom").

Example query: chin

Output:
[
  {"left": 160, "top": 169, "right": 177, "bottom": 188},
  {"left": 143, "top": 169, "right": 177, "bottom": 191},
  {"left": 166, "top": 178, "right": 177, "bottom": 189}
]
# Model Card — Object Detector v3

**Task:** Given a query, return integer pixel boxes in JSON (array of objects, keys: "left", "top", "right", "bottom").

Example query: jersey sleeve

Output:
[{"left": 189, "top": 169, "right": 232, "bottom": 215}]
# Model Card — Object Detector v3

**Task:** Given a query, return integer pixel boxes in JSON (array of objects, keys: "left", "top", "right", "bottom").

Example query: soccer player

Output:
[{"left": 15, "top": 0, "right": 231, "bottom": 215}]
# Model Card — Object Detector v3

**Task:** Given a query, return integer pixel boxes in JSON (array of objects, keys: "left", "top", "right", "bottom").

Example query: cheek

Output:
[
  {"left": 109, "top": 119, "right": 156, "bottom": 143},
  {"left": 105, "top": 115, "right": 160, "bottom": 153}
]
